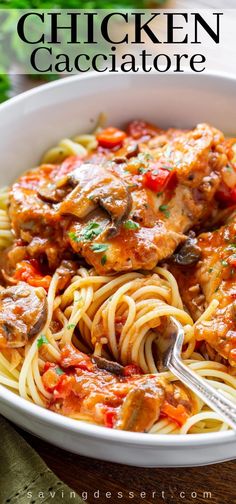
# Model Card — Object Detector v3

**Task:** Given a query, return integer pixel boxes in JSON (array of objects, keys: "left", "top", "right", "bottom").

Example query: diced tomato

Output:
[
  {"left": 42, "top": 368, "right": 60, "bottom": 392},
  {"left": 104, "top": 409, "right": 117, "bottom": 428},
  {"left": 123, "top": 364, "right": 143, "bottom": 377},
  {"left": 53, "top": 374, "right": 74, "bottom": 399},
  {"left": 14, "top": 260, "right": 52, "bottom": 290},
  {"left": 216, "top": 184, "right": 236, "bottom": 207},
  {"left": 161, "top": 401, "right": 189, "bottom": 426},
  {"left": 127, "top": 120, "right": 161, "bottom": 140},
  {"left": 96, "top": 127, "right": 127, "bottom": 149},
  {"left": 60, "top": 344, "right": 94, "bottom": 371},
  {"left": 143, "top": 164, "right": 176, "bottom": 193}
]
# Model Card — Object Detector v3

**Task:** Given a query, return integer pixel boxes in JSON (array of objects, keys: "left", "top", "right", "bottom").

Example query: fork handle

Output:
[{"left": 169, "top": 354, "right": 236, "bottom": 430}]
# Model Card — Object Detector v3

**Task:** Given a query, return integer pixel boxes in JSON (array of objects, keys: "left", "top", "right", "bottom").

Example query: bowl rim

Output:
[
  {"left": 0, "top": 69, "right": 236, "bottom": 447},
  {"left": 1, "top": 68, "right": 236, "bottom": 113},
  {"left": 1, "top": 384, "right": 235, "bottom": 445}
]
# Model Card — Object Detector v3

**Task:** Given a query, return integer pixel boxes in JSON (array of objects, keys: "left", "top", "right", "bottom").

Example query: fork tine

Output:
[
  {"left": 157, "top": 317, "right": 236, "bottom": 430},
  {"left": 156, "top": 317, "right": 184, "bottom": 372}
]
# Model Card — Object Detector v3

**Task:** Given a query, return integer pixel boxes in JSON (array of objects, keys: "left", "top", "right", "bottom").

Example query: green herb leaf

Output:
[
  {"left": 91, "top": 243, "right": 108, "bottom": 253},
  {"left": 159, "top": 204, "right": 170, "bottom": 218},
  {"left": 221, "top": 260, "right": 228, "bottom": 267},
  {"left": 101, "top": 255, "right": 107, "bottom": 266},
  {"left": 124, "top": 220, "right": 140, "bottom": 230},
  {"left": 69, "top": 222, "right": 102, "bottom": 243},
  {"left": 68, "top": 231, "right": 79, "bottom": 243},
  {"left": 37, "top": 334, "right": 48, "bottom": 349},
  {"left": 157, "top": 191, "right": 163, "bottom": 197},
  {"left": 82, "top": 222, "right": 102, "bottom": 241},
  {"left": 67, "top": 323, "right": 76, "bottom": 330}
]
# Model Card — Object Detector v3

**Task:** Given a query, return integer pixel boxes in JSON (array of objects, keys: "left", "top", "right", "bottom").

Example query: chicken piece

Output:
[
  {"left": 67, "top": 123, "right": 230, "bottom": 273},
  {"left": 68, "top": 208, "right": 184, "bottom": 273},
  {"left": 8, "top": 163, "right": 71, "bottom": 269},
  {"left": 0, "top": 282, "right": 47, "bottom": 348},
  {"left": 170, "top": 214, "right": 236, "bottom": 366},
  {"left": 9, "top": 123, "right": 232, "bottom": 274}
]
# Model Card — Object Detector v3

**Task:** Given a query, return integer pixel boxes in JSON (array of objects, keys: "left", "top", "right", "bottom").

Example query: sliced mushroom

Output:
[
  {"left": 172, "top": 236, "right": 201, "bottom": 266},
  {"left": 56, "top": 260, "right": 79, "bottom": 291},
  {"left": 59, "top": 163, "right": 131, "bottom": 236},
  {"left": 37, "top": 182, "right": 71, "bottom": 204},
  {"left": 92, "top": 355, "right": 124, "bottom": 376},
  {"left": 117, "top": 380, "right": 165, "bottom": 432},
  {"left": 0, "top": 282, "right": 47, "bottom": 348}
]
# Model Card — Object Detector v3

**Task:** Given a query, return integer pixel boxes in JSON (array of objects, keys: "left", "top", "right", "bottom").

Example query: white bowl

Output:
[{"left": 0, "top": 71, "right": 236, "bottom": 467}]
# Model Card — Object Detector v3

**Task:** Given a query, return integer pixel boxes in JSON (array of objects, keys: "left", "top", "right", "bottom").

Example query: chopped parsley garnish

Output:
[
  {"left": 55, "top": 367, "right": 65, "bottom": 376},
  {"left": 124, "top": 220, "right": 140, "bottom": 230},
  {"left": 69, "top": 222, "right": 102, "bottom": 243},
  {"left": 91, "top": 243, "right": 108, "bottom": 253},
  {"left": 157, "top": 191, "right": 163, "bottom": 197},
  {"left": 37, "top": 335, "right": 49, "bottom": 349},
  {"left": 226, "top": 165, "right": 233, "bottom": 172},
  {"left": 67, "top": 323, "right": 76, "bottom": 330},
  {"left": 208, "top": 267, "right": 213, "bottom": 273},
  {"left": 138, "top": 167, "right": 149, "bottom": 174},
  {"left": 221, "top": 260, "right": 228, "bottom": 267},
  {"left": 81, "top": 222, "right": 102, "bottom": 241},
  {"left": 68, "top": 231, "right": 80, "bottom": 243},
  {"left": 101, "top": 255, "right": 107, "bottom": 266},
  {"left": 159, "top": 204, "right": 170, "bottom": 218},
  {"left": 142, "top": 153, "right": 152, "bottom": 160}
]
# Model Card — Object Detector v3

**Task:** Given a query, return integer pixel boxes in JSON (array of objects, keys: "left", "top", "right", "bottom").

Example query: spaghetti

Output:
[
  {"left": 0, "top": 187, "right": 13, "bottom": 249},
  {"left": 0, "top": 265, "right": 236, "bottom": 434}
]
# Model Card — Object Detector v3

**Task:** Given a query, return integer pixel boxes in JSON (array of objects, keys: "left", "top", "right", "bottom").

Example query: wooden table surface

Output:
[
  {"left": 9, "top": 1, "right": 236, "bottom": 503},
  {"left": 17, "top": 428, "right": 236, "bottom": 504}
]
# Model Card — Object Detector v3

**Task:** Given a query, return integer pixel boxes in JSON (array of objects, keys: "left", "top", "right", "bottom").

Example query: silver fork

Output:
[{"left": 156, "top": 317, "right": 236, "bottom": 430}]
